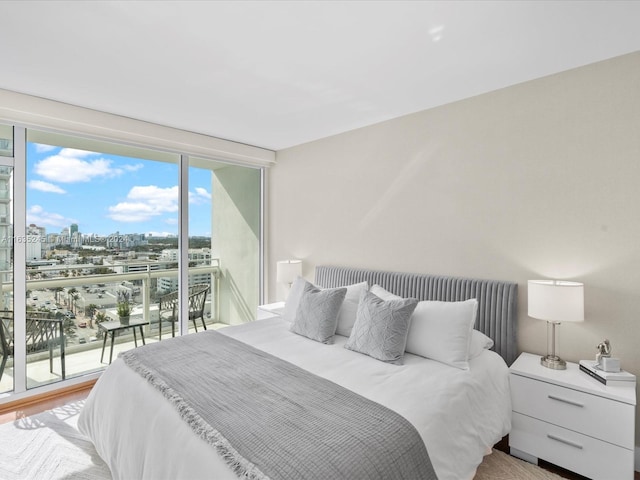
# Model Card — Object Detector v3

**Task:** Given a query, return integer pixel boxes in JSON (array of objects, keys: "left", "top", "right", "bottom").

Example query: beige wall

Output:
[{"left": 268, "top": 51, "right": 640, "bottom": 445}]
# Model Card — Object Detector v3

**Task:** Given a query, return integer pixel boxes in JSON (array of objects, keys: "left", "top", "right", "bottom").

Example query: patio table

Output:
[{"left": 98, "top": 319, "right": 147, "bottom": 364}]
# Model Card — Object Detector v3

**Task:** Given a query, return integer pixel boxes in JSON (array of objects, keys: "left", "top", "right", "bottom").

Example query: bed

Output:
[{"left": 79, "top": 265, "right": 518, "bottom": 480}]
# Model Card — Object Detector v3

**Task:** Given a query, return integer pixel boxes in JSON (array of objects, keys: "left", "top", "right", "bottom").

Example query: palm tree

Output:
[
  {"left": 86, "top": 303, "right": 98, "bottom": 328},
  {"left": 66, "top": 287, "right": 77, "bottom": 312},
  {"left": 95, "top": 312, "right": 107, "bottom": 339},
  {"left": 72, "top": 293, "right": 80, "bottom": 314},
  {"left": 52, "top": 286, "right": 64, "bottom": 304}
]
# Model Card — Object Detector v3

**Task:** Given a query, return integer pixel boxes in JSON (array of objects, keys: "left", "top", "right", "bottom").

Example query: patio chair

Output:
[
  {"left": 0, "top": 310, "right": 66, "bottom": 382},
  {"left": 0, "top": 312, "right": 12, "bottom": 383},
  {"left": 157, "top": 284, "right": 210, "bottom": 340}
]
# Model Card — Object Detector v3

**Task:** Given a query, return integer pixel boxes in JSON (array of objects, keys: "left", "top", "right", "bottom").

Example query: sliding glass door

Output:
[
  {"left": 24, "top": 130, "right": 181, "bottom": 387},
  {"left": 0, "top": 124, "right": 264, "bottom": 394},
  {"left": 0, "top": 125, "right": 14, "bottom": 394}
]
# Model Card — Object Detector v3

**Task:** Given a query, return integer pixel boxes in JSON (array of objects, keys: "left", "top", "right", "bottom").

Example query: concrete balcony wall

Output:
[{"left": 213, "top": 165, "right": 261, "bottom": 326}]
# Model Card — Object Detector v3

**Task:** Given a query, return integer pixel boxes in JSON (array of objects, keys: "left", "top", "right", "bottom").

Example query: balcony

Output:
[{"left": 0, "top": 261, "right": 224, "bottom": 393}]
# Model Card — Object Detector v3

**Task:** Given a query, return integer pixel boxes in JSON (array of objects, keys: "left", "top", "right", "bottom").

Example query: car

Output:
[
  {"left": 78, "top": 337, "right": 87, "bottom": 344},
  {"left": 78, "top": 322, "right": 87, "bottom": 328},
  {"left": 32, "top": 296, "right": 38, "bottom": 300}
]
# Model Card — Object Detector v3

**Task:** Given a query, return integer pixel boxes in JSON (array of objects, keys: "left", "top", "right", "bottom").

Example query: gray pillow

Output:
[
  {"left": 345, "top": 290, "right": 418, "bottom": 364},
  {"left": 290, "top": 281, "right": 347, "bottom": 344}
]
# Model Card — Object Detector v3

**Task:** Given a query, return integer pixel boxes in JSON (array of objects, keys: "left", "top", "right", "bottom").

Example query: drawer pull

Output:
[
  {"left": 547, "top": 434, "right": 583, "bottom": 450},
  {"left": 547, "top": 394, "right": 584, "bottom": 408}
]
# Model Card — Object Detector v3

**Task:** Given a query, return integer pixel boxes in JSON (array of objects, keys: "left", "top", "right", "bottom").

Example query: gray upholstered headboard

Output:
[{"left": 315, "top": 265, "right": 518, "bottom": 365}]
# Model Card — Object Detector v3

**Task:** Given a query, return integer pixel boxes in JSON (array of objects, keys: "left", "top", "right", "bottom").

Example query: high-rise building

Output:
[
  {"left": 60, "top": 227, "right": 71, "bottom": 245},
  {"left": 27, "top": 223, "right": 45, "bottom": 261}
]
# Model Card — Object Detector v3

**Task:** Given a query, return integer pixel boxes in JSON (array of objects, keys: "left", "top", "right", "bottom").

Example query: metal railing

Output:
[{"left": 2, "top": 260, "right": 221, "bottom": 340}]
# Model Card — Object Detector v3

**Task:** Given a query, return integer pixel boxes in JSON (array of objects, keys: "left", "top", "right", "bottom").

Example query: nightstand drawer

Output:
[
  {"left": 511, "top": 373, "right": 634, "bottom": 448},
  {"left": 511, "top": 412, "right": 634, "bottom": 480}
]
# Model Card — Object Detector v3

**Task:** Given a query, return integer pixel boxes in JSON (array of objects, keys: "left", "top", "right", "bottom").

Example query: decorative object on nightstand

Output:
[
  {"left": 509, "top": 352, "right": 636, "bottom": 480},
  {"left": 595, "top": 338, "right": 612, "bottom": 364},
  {"left": 528, "top": 279, "right": 584, "bottom": 370},
  {"left": 593, "top": 338, "right": 623, "bottom": 372},
  {"left": 276, "top": 259, "right": 302, "bottom": 290}
]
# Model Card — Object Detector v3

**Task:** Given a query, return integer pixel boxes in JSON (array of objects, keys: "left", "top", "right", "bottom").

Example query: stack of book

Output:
[{"left": 579, "top": 360, "right": 636, "bottom": 386}]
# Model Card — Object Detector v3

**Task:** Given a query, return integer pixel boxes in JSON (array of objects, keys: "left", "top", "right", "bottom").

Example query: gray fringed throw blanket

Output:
[{"left": 120, "top": 330, "right": 438, "bottom": 480}]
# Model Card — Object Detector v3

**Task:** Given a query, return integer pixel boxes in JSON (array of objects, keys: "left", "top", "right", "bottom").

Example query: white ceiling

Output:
[{"left": 1, "top": 1, "right": 639, "bottom": 151}]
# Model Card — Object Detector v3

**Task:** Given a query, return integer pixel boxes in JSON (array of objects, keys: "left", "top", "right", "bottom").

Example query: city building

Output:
[
  {"left": 26, "top": 224, "right": 45, "bottom": 261},
  {"left": 158, "top": 248, "right": 212, "bottom": 293}
]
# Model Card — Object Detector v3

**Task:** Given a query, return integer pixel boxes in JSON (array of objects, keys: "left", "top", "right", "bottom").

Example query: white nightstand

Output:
[
  {"left": 509, "top": 352, "right": 636, "bottom": 480},
  {"left": 256, "top": 302, "right": 285, "bottom": 320}
]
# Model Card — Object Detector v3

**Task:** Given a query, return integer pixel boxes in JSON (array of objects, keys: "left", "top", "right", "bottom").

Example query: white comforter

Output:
[{"left": 79, "top": 317, "right": 511, "bottom": 480}]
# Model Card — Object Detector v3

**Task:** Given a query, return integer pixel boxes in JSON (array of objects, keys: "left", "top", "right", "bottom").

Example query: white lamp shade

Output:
[
  {"left": 276, "top": 260, "right": 302, "bottom": 284},
  {"left": 528, "top": 280, "right": 584, "bottom": 323}
]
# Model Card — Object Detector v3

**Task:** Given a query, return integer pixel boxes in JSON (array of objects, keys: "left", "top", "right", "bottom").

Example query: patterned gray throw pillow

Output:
[
  {"left": 290, "top": 281, "right": 347, "bottom": 344},
  {"left": 345, "top": 290, "right": 418, "bottom": 364}
]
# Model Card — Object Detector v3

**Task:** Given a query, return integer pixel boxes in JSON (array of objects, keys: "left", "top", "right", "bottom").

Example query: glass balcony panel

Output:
[{"left": 22, "top": 262, "right": 218, "bottom": 388}]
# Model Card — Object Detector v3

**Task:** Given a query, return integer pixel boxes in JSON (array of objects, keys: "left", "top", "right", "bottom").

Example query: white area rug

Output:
[{"left": 0, "top": 401, "right": 111, "bottom": 480}]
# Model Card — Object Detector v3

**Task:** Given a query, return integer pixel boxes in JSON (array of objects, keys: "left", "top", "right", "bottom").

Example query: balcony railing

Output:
[{"left": 0, "top": 260, "right": 221, "bottom": 392}]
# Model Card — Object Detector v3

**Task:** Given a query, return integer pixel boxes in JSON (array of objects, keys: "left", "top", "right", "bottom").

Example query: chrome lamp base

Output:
[{"left": 541, "top": 355, "right": 566, "bottom": 370}]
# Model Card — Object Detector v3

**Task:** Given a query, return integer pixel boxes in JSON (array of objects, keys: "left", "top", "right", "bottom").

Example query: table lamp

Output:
[
  {"left": 276, "top": 259, "right": 302, "bottom": 290},
  {"left": 528, "top": 279, "right": 584, "bottom": 370}
]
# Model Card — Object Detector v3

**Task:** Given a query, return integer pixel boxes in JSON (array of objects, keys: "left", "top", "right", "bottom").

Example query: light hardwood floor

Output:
[{"left": 0, "top": 379, "right": 96, "bottom": 425}]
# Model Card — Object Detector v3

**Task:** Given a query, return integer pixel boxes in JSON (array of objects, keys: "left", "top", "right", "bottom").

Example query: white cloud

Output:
[
  {"left": 189, "top": 187, "right": 212, "bottom": 205},
  {"left": 34, "top": 149, "right": 142, "bottom": 183},
  {"left": 34, "top": 144, "right": 57, "bottom": 153},
  {"left": 194, "top": 187, "right": 211, "bottom": 199},
  {"left": 58, "top": 148, "right": 99, "bottom": 158},
  {"left": 107, "top": 185, "right": 179, "bottom": 223},
  {"left": 27, "top": 205, "right": 77, "bottom": 229},
  {"left": 28, "top": 180, "right": 67, "bottom": 194}
]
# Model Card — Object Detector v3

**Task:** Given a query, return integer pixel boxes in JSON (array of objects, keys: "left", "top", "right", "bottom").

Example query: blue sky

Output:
[{"left": 26, "top": 143, "right": 212, "bottom": 237}]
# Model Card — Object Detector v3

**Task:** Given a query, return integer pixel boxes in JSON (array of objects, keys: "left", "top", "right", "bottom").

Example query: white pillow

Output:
[
  {"left": 335, "top": 281, "right": 369, "bottom": 337},
  {"left": 407, "top": 299, "right": 478, "bottom": 369},
  {"left": 369, "top": 284, "right": 402, "bottom": 301},
  {"left": 281, "top": 276, "right": 307, "bottom": 323},
  {"left": 283, "top": 277, "right": 368, "bottom": 336},
  {"left": 468, "top": 329, "right": 494, "bottom": 359},
  {"left": 370, "top": 285, "right": 479, "bottom": 370}
]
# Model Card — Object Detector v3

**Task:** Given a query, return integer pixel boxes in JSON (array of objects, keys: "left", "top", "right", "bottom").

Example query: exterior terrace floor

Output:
[{"left": 0, "top": 322, "right": 229, "bottom": 394}]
